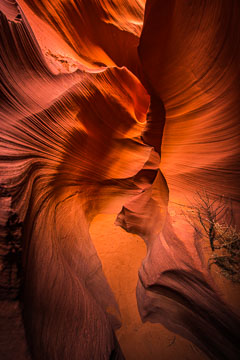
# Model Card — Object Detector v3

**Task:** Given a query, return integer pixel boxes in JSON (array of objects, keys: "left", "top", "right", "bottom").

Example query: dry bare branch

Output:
[{"left": 183, "top": 191, "right": 240, "bottom": 283}]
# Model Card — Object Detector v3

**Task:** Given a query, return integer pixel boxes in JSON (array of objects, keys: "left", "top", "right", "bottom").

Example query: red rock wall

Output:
[{"left": 0, "top": 1, "right": 240, "bottom": 359}]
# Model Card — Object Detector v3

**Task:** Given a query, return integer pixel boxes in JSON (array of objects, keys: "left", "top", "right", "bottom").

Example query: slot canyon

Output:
[{"left": 0, "top": 1, "right": 240, "bottom": 359}]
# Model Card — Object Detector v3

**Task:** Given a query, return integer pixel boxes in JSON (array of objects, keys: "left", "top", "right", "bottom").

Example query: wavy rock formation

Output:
[{"left": 0, "top": 0, "right": 240, "bottom": 359}]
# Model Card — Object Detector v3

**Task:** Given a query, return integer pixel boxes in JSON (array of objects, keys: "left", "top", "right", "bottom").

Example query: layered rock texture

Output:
[{"left": 0, "top": 1, "right": 240, "bottom": 359}]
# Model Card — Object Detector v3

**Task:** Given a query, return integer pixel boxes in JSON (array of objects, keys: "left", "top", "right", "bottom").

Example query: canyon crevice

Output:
[{"left": 0, "top": 1, "right": 240, "bottom": 359}]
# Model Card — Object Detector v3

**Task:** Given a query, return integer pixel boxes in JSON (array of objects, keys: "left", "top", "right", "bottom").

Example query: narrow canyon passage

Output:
[
  {"left": 1, "top": 0, "right": 240, "bottom": 359},
  {"left": 90, "top": 214, "right": 207, "bottom": 360}
]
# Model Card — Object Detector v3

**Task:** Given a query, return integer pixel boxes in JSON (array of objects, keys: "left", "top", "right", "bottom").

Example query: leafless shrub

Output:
[
  {"left": 208, "top": 223, "right": 240, "bottom": 283},
  {"left": 184, "top": 191, "right": 240, "bottom": 283}
]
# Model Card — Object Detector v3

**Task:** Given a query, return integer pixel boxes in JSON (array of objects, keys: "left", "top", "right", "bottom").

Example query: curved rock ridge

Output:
[
  {"left": 135, "top": 1, "right": 240, "bottom": 359},
  {"left": 0, "top": 1, "right": 240, "bottom": 360},
  {"left": 0, "top": 2, "right": 151, "bottom": 359},
  {"left": 139, "top": 0, "right": 240, "bottom": 205},
  {"left": 20, "top": 0, "right": 146, "bottom": 74}
]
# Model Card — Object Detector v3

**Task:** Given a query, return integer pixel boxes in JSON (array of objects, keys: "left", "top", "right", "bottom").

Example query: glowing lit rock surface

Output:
[{"left": 0, "top": 1, "right": 240, "bottom": 359}]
